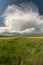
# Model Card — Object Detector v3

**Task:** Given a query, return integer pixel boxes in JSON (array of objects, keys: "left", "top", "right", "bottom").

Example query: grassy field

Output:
[{"left": 0, "top": 37, "right": 43, "bottom": 65}]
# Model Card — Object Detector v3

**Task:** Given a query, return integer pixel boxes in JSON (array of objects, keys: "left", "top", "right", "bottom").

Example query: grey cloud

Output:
[{"left": 0, "top": 2, "right": 43, "bottom": 35}]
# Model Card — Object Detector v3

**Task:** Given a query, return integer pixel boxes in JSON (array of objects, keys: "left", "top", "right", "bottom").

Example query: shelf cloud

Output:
[{"left": 0, "top": 2, "right": 43, "bottom": 35}]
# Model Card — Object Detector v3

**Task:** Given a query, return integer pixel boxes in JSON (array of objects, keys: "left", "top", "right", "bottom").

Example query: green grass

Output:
[{"left": 0, "top": 37, "right": 43, "bottom": 65}]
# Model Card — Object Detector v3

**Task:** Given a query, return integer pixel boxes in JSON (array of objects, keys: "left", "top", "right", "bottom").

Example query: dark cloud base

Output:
[{"left": 0, "top": 0, "right": 43, "bottom": 36}]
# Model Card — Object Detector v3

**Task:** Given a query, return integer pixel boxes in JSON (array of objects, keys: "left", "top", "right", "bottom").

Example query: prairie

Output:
[{"left": 0, "top": 37, "right": 43, "bottom": 65}]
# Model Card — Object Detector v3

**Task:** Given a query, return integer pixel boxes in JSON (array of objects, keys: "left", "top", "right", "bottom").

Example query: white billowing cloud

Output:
[
  {"left": 9, "top": 27, "right": 35, "bottom": 34},
  {"left": 0, "top": 27, "right": 7, "bottom": 33},
  {"left": 1, "top": 2, "right": 43, "bottom": 35}
]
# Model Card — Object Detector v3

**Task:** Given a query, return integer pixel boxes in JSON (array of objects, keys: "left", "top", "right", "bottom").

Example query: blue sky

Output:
[
  {"left": 0, "top": 0, "right": 43, "bottom": 35},
  {"left": 0, "top": 0, "right": 43, "bottom": 15},
  {"left": 0, "top": 0, "right": 43, "bottom": 27}
]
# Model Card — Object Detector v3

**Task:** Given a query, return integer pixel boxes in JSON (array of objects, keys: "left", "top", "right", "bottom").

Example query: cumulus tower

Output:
[{"left": 1, "top": 2, "right": 43, "bottom": 35}]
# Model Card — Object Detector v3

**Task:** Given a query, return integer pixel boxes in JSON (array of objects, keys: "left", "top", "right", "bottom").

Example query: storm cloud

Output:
[{"left": 0, "top": 2, "right": 43, "bottom": 35}]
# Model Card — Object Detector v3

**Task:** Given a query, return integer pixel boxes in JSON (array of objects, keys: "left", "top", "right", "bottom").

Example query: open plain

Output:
[{"left": 0, "top": 36, "right": 43, "bottom": 65}]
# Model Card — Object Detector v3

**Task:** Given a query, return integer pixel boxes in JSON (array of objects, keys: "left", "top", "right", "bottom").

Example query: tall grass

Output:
[{"left": 0, "top": 37, "right": 43, "bottom": 65}]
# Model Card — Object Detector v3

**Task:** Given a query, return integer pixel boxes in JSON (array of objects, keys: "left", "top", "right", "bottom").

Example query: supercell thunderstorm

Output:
[{"left": 0, "top": 2, "right": 43, "bottom": 35}]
